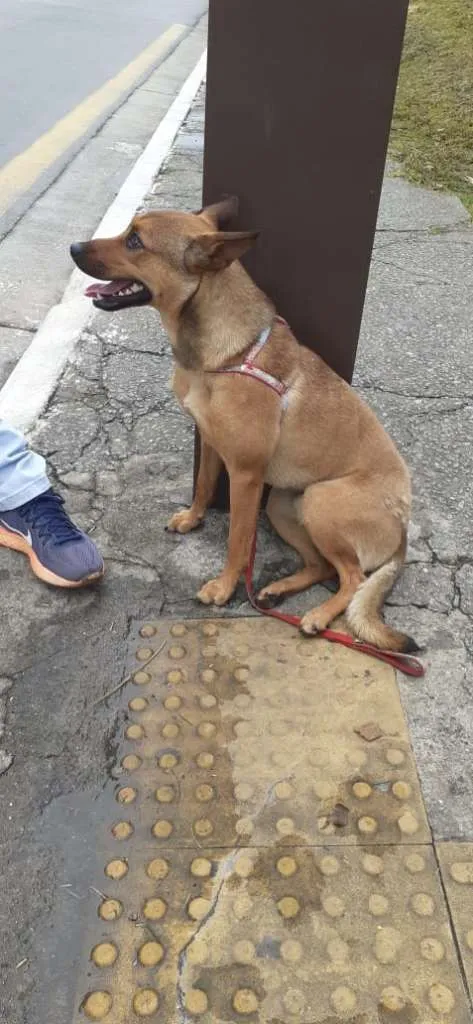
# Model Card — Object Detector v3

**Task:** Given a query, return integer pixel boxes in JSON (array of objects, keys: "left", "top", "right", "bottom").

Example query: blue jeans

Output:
[{"left": 0, "top": 420, "right": 50, "bottom": 512}]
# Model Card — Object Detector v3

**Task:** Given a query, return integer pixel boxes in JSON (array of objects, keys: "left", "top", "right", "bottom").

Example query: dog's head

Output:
[{"left": 70, "top": 198, "right": 259, "bottom": 313}]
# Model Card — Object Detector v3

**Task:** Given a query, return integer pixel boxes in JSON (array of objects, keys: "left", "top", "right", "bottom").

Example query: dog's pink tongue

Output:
[{"left": 85, "top": 279, "right": 130, "bottom": 298}]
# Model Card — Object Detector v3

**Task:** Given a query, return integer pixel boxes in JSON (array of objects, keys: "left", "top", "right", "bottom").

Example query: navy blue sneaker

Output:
[{"left": 0, "top": 488, "right": 104, "bottom": 587}]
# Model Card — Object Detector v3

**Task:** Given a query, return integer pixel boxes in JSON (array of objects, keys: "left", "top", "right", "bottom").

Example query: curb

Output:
[{"left": 0, "top": 50, "right": 207, "bottom": 434}]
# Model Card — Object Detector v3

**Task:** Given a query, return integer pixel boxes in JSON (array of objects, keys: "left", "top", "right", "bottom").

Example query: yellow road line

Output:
[{"left": 0, "top": 23, "right": 187, "bottom": 216}]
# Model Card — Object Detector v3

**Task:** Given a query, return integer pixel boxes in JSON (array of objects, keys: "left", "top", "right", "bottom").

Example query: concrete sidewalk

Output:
[{"left": 1, "top": 86, "right": 473, "bottom": 1023}]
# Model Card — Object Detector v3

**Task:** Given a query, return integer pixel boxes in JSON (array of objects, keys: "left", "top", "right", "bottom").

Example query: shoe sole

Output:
[{"left": 0, "top": 526, "right": 104, "bottom": 588}]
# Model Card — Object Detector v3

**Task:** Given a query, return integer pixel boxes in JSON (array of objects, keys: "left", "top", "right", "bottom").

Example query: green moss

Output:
[{"left": 390, "top": 0, "right": 473, "bottom": 216}]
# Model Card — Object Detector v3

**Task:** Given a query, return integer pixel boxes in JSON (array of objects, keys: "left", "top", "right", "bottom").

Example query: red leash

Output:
[{"left": 245, "top": 533, "right": 425, "bottom": 678}]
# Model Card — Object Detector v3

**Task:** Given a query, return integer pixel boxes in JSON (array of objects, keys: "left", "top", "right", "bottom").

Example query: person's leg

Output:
[
  {"left": 0, "top": 419, "right": 104, "bottom": 587},
  {"left": 0, "top": 420, "right": 50, "bottom": 511}
]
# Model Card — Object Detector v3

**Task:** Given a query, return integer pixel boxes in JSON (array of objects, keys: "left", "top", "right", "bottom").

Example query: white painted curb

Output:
[{"left": 0, "top": 50, "right": 207, "bottom": 433}]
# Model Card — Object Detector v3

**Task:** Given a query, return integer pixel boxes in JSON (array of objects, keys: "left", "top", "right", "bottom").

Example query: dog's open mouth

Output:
[{"left": 84, "top": 279, "right": 152, "bottom": 311}]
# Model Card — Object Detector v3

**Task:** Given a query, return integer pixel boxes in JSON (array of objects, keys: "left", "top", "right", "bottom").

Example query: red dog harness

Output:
[{"left": 212, "top": 318, "right": 425, "bottom": 678}]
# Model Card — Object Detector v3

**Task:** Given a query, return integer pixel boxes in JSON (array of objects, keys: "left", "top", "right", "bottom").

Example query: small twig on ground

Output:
[{"left": 92, "top": 640, "right": 166, "bottom": 708}]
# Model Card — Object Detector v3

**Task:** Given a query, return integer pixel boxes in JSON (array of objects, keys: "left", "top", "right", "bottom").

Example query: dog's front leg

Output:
[
  {"left": 197, "top": 466, "right": 264, "bottom": 606},
  {"left": 167, "top": 438, "right": 222, "bottom": 534}
]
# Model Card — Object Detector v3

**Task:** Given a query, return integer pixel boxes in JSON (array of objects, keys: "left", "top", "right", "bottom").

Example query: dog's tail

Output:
[{"left": 346, "top": 530, "right": 420, "bottom": 653}]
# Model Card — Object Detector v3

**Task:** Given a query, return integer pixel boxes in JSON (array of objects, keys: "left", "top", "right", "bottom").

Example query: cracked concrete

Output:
[{"left": 1, "top": 83, "right": 473, "bottom": 1024}]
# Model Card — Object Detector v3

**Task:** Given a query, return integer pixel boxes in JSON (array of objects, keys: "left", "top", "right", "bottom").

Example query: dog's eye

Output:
[{"left": 126, "top": 231, "right": 144, "bottom": 251}]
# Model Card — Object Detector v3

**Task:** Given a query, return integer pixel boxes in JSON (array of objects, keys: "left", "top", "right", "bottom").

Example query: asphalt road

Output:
[{"left": 0, "top": 0, "right": 205, "bottom": 168}]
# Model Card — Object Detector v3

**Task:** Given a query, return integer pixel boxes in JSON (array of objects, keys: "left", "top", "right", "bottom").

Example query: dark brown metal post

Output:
[{"left": 198, "top": 0, "right": 409, "bottom": 508}]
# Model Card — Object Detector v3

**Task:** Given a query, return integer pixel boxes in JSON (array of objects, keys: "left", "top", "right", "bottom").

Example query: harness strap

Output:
[
  {"left": 245, "top": 532, "right": 425, "bottom": 679},
  {"left": 212, "top": 317, "right": 289, "bottom": 402}
]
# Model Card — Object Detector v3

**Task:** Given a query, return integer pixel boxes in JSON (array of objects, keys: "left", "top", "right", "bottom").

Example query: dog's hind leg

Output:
[{"left": 257, "top": 489, "right": 335, "bottom": 608}]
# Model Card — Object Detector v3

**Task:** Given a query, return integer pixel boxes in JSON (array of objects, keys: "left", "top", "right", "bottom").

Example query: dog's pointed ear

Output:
[
  {"left": 195, "top": 196, "right": 239, "bottom": 227},
  {"left": 184, "top": 230, "right": 259, "bottom": 273}
]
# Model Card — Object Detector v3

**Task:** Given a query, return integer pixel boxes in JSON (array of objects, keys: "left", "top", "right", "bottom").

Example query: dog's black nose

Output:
[{"left": 70, "top": 242, "right": 87, "bottom": 258}]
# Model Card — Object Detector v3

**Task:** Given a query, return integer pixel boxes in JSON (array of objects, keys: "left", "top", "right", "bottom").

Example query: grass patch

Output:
[{"left": 390, "top": 0, "right": 473, "bottom": 216}]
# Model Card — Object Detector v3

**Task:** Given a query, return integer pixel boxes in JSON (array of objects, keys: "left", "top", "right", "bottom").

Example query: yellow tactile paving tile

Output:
[
  {"left": 437, "top": 843, "right": 473, "bottom": 1002},
  {"left": 72, "top": 619, "right": 472, "bottom": 1022}
]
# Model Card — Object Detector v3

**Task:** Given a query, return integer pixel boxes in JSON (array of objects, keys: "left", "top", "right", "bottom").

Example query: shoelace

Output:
[{"left": 21, "top": 490, "right": 82, "bottom": 546}]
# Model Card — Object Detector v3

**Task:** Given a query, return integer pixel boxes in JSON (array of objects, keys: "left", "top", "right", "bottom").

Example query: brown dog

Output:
[{"left": 71, "top": 198, "right": 418, "bottom": 652}]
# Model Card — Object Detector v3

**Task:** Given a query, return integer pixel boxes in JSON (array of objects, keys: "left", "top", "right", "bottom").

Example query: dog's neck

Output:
[{"left": 168, "top": 262, "right": 275, "bottom": 371}]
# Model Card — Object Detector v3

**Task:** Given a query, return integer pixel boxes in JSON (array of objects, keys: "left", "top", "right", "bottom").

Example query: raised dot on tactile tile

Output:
[
  {"left": 136, "top": 647, "right": 153, "bottom": 662},
  {"left": 83, "top": 991, "right": 112, "bottom": 1020},
  {"left": 202, "top": 622, "right": 218, "bottom": 637},
  {"left": 284, "top": 990, "right": 305, "bottom": 1014},
  {"left": 133, "top": 989, "right": 159, "bottom": 1017},
  {"left": 327, "top": 938, "right": 350, "bottom": 962},
  {"left": 156, "top": 785, "right": 175, "bottom": 804},
  {"left": 276, "top": 817, "right": 295, "bottom": 836},
  {"left": 196, "top": 752, "right": 214, "bottom": 769},
  {"left": 195, "top": 784, "right": 215, "bottom": 804},
  {"left": 126, "top": 724, "right": 144, "bottom": 740},
  {"left": 171, "top": 623, "right": 187, "bottom": 637},
  {"left": 234, "top": 783, "right": 254, "bottom": 801},
  {"left": 129, "top": 697, "right": 147, "bottom": 712},
  {"left": 386, "top": 748, "right": 405, "bottom": 766},
  {"left": 380, "top": 988, "right": 406, "bottom": 1012},
  {"left": 234, "top": 940, "right": 256, "bottom": 964},
  {"left": 404, "top": 852, "right": 425, "bottom": 873},
  {"left": 188, "top": 897, "right": 211, "bottom": 921},
  {"left": 198, "top": 722, "right": 216, "bottom": 739},
  {"left": 392, "top": 781, "right": 412, "bottom": 801},
  {"left": 164, "top": 695, "right": 181, "bottom": 711},
  {"left": 281, "top": 940, "right": 303, "bottom": 963},
  {"left": 117, "top": 786, "right": 136, "bottom": 805},
  {"left": 105, "top": 858, "right": 128, "bottom": 880},
  {"left": 234, "top": 667, "right": 249, "bottom": 683},
  {"left": 319, "top": 855, "right": 340, "bottom": 876},
  {"left": 322, "top": 896, "right": 345, "bottom": 918},
  {"left": 362, "top": 853, "right": 384, "bottom": 876},
  {"left": 138, "top": 942, "right": 164, "bottom": 967},
  {"left": 277, "top": 896, "right": 300, "bottom": 919},
  {"left": 358, "top": 816, "right": 378, "bottom": 835},
  {"left": 112, "top": 821, "right": 133, "bottom": 840},
  {"left": 233, "top": 896, "right": 252, "bottom": 920},
  {"left": 152, "top": 820, "right": 173, "bottom": 839},
  {"left": 314, "top": 780, "right": 337, "bottom": 800},
  {"left": 191, "top": 857, "right": 212, "bottom": 878},
  {"left": 140, "top": 625, "right": 156, "bottom": 639},
  {"left": 467, "top": 931, "right": 473, "bottom": 951},
  {"left": 420, "top": 937, "right": 445, "bottom": 962},
  {"left": 200, "top": 668, "right": 216, "bottom": 685},
  {"left": 411, "top": 893, "right": 435, "bottom": 916},
  {"left": 330, "top": 987, "right": 357, "bottom": 1014},
  {"left": 194, "top": 818, "right": 213, "bottom": 838},
  {"left": 91, "top": 942, "right": 118, "bottom": 968},
  {"left": 162, "top": 723, "right": 180, "bottom": 740},
  {"left": 347, "top": 749, "right": 367, "bottom": 768},
  {"left": 369, "top": 894, "right": 389, "bottom": 917},
  {"left": 185, "top": 990, "right": 208, "bottom": 1015},
  {"left": 277, "top": 856, "right": 298, "bottom": 877},
  {"left": 429, "top": 984, "right": 455, "bottom": 1014},
  {"left": 167, "top": 669, "right": 183, "bottom": 685},
  {"left": 236, "top": 817, "right": 254, "bottom": 836},
  {"left": 199, "top": 693, "right": 217, "bottom": 711},
  {"left": 159, "top": 753, "right": 178, "bottom": 769},
  {"left": 202, "top": 645, "right": 217, "bottom": 659},
  {"left": 450, "top": 861, "right": 473, "bottom": 884},
  {"left": 146, "top": 858, "right": 169, "bottom": 881},
  {"left": 375, "top": 927, "right": 402, "bottom": 964},
  {"left": 133, "top": 671, "right": 151, "bottom": 685},
  {"left": 353, "top": 781, "right": 372, "bottom": 799},
  {"left": 234, "top": 855, "right": 254, "bottom": 878},
  {"left": 232, "top": 989, "right": 258, "bottom": 1015},
  {"left": 99, "top": 898, "right": 122, "bottom": 921},
  {"left": 188, "top": 940, "right": 209, "bottom": 965},
  {"left": 397, "top": 810, "right": 419, "bottom": 835},
  {"left": 275, "top": 781, "right": 294, "bottom": 800},
  {"left": 169, "top": 645, "right": 186, "bottom": 660},
  {"left": 121, "top": 754, "right": 141, "bottom": 772},
  {"left": 143, "top": 898, "right": 167, "bottom": 921}
]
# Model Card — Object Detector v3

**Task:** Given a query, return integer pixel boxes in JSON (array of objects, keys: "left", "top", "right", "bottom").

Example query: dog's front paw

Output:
[
  {"left": 166, "top": 508, "right": 202, "bottom": 534},
  {"left": 197, "top": 576, "right": 235, "bottom": 606}
]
